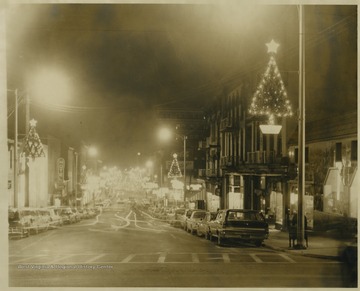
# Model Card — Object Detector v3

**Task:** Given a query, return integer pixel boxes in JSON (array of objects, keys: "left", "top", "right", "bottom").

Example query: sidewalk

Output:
[{"left": 264, "top": 228, "right": 357, "bottom": 260}]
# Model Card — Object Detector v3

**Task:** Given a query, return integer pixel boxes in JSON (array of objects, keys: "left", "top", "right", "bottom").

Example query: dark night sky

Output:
[{"left": 6, "top": 3, "right": 357, "bottom": 167}]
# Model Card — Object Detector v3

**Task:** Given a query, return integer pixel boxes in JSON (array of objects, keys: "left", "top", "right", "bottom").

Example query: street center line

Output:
[
  {"left": 157, "top": 253, "right": 166, "bottom": 263},
  {"left": 48, "top": 254, "right": 76, "bottom": 264},
  {"left": 222, "top": 253, "right": 231, "bottom": 263},
  {"left": 191, "top": 253, "right": 199, "bottom": 263},
  {"left": 85, "top": 254, "right": 107, "bottom": 263},
  {"left": 12, "top": 255, "right": 46, "bottom": 264},
  {"left": 249, "top": 253, "right": 263, "bottom": 263},
  {"left": 121, "top": 254, "right": 136, "bottom": 263},
  {"left": 17, "top": 231, "right": 56, "bottom": 252}
]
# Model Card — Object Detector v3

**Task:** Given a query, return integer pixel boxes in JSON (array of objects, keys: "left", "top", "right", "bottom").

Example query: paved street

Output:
[{"left": 9, "top": 204, "right": 348, "bottom": 288}]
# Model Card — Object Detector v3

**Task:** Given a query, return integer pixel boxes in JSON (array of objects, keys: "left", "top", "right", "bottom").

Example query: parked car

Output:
[
  {"left": 57, "top": 207, "right": 77, "bottom": 224},
  {"left": 8, "top": 208, "right": 33, "bottom": 238},
  {"left": 47, "top": 208, "right": 63, "bottom": 228},
  {"left": 71, "top": 208, "right": 82, "bottom": 222},
  {"left": 166, "top": 208, "right": 175, "bottom": 223},
  {"left": 208, "top": 209, "right": 269, "bottom": 247},
  {"left": 170, "top": 208, "right": 186, "bottom": 227},
  {"left": 36, "top": 208, "right": 52, "bottom": 232},
  {"left": 197, "top": 211, "right": 217, "bottom": 238},
  {"left": 186, "top": 210, "right": 207, "bottom": 234},
  {"left": 87, "top": 208, "right": 97, "bottom": 218},
  {"left": 183, "top": 209, "right": 196, "bottom": 231}
]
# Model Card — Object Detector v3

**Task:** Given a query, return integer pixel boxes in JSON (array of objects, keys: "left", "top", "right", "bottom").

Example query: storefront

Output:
[
  {"left": 324, "top": 165, "right": 358, "bottom": 218},
  {"left": 288, "top": 181, "right": 314, "bottom": 229}
]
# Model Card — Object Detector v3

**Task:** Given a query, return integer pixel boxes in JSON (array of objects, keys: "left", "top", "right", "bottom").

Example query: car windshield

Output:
[
  {"left": 210, "top": 213, "right": 217, "bottom": 220},
  {"left": 21, "top": 210, "right": 36, "bottom": 216},
  {"left": 193, "top": 212, "right": 206, "bottom": 219},
  {"left": 227, "top": 211, "right": 264, "bottom": 221}
]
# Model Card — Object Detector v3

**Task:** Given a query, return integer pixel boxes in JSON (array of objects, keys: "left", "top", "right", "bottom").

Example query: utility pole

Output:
[
  {"left": 296, "top": 4, "right": 307, "bottom": 249},
  {"left": 24, "top": 93, "right": 30, "bottom": 206},
  {"left": 75, "top": 152, "right": 78, "bottom": 207},
  {"left": 14, "top": 89, "right": 18, "bottom": 208},
  {"left": 183, "top": 135, "right": 187, "bottom": 203}
]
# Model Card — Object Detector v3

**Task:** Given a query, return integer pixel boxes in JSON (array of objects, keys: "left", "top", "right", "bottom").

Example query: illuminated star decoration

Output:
[
  {"left": 266, "top": 39, "right": 280, "bottom": 54},
  {"left": 29, "top": 118, "right": 38, "bottom": 127},
  {"left": 23, "top": 118, "right": 46, "bottom": 159},
  {"left": 249, "top": 40, "right": 293, "bottom": 119}
]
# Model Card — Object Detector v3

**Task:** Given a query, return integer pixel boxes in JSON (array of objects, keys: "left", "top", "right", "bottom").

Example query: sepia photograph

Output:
[{"left": 1, "top": 0, "right": 358, "bottom": 289}]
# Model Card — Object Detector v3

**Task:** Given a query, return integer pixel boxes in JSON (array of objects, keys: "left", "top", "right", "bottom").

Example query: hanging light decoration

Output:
[
  {"left": 23, "top": 119, "right": 46, "bottom": 159},
  {"left": 249, "top": 40, "right": 293, "bottom": 134}
]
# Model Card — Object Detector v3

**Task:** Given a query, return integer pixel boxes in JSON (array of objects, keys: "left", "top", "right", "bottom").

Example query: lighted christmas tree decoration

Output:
[
  {"left": 23, "top": 118, "right": 46, "bottom": 159},
  {"left": 249, "top": 39, "right": 293, "bottom": 118},
  {"left": 168, "top": 153, "right": 182, "bottom": 178}
]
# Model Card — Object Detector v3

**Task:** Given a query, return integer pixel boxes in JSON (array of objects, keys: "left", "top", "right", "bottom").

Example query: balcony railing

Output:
[
  {"left": 206, "top": 168, "right": 217, "bottom": 177},
  {"left": 220, "top": 156, "right": 242, "bottom": 168},
  {"left": 247, "top": 151, "right": 276, "bottom": 164},
  {"left": 206, "top": 136, "right": 218, "bottom": 148}
]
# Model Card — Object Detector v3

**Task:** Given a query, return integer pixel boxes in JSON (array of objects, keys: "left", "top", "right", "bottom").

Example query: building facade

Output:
[
  {"left": 201, "top": 84, "right": 295, "bottom": 228},
  {"left": 155, "top": 108, "right": 207, "bottom": 205},
  {"left": 200, "top": 82, "right": 357, "bottom": 230},
  {"left": 288, "top": 111, "right": 358, "bottom": 220}
]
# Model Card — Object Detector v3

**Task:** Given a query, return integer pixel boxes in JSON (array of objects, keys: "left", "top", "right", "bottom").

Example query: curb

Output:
[{"left": 263, "top": 243, "right": 342, "bottom": 261}]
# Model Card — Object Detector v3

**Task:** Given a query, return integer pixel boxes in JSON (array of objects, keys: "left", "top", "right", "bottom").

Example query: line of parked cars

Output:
[
  {"left": 8, "top": 206, "right": 99, "bottom": 239},
  {"left": 158, "top": 207, "right": 270, "bottom": 247}
]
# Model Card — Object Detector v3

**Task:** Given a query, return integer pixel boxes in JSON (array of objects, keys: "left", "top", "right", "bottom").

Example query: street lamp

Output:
[
  {"left": 9, "top": 68, "right": 72, "bottom": 208},
  {"left": 296, "top": 4, "right": 307, "bottom": 249}
]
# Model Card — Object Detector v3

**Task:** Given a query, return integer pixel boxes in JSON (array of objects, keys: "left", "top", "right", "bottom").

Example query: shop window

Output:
[
  {"left": 335, "top": 142, "right": 342, "bottom": 162},
  {"left": 234, "top": 175, "right": 241, "bottom": 186},
  {"left": 351, "top": 140, "right": 357, "bottom": 161}
]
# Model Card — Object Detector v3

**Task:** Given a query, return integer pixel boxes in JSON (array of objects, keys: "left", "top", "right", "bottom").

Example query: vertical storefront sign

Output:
[{"left": 56, "top": 158, "right": 65, "bottom": 197}]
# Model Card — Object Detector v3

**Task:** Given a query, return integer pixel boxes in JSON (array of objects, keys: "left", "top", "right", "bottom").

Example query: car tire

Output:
[
  {"left": 217, "top": 235, "right": 223, "bottom": 246},
  {"left": 209, "top": 232, "right": 213, "bottom": 241},
  {"left": 254, "top": 240, "right": 263, "bottom": 247},
  {"left": 204, "top": 231, "right": 209, "bottom": 240}
]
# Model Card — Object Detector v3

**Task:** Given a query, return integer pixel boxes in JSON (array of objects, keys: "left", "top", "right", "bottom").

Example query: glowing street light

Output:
[
  {"left": 158, "top": 127, "right": 172, "bottom": 141},
  {"left": 88, "top": 146, "right": 98, "bottom": 157},
  {"left": 10, "top": 67, "right": 72, "bottom": 208},
  {"left": 27, "top": 67, "right": 72, "bottom": 105}
]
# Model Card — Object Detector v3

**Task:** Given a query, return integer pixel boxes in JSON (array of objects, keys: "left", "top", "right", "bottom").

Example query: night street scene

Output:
[{"left": 0, "top": 1, "right": 358, "bottom": 289}]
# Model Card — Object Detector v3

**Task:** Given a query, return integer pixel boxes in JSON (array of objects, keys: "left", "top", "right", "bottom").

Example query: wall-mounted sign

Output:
[{"left": 57, "top": 158, "right": 65, "bottom": 186}]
